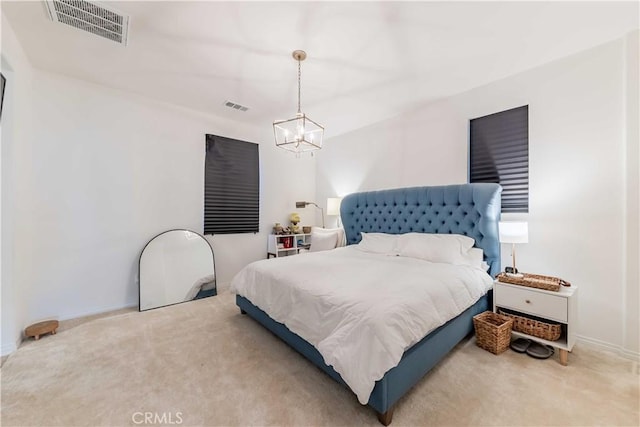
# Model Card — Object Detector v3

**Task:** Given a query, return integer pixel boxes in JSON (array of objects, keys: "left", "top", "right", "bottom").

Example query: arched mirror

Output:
[{"left": 139, "top": 229, "right": 216, "bottom": 311}]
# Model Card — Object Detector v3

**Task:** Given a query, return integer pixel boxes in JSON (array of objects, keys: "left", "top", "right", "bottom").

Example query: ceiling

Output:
[{"left": 2, "top": 1, "right": 638, "bottom": 138}]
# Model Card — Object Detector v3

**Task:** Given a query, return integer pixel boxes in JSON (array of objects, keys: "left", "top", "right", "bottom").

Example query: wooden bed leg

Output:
[
  {"left": 377, "top": 407, "right": 395, "bottom": 426},
  {"left": 240, "top": 309, "right": 247, "bottom": 315}
]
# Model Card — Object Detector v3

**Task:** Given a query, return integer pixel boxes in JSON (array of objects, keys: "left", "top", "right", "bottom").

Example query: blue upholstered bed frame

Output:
[{"left": 235, "top": 183, "right": 501, "bottom": 424}]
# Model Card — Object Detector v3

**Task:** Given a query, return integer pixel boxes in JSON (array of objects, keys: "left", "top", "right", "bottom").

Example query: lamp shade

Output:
[
  {"left": 499, "top": 221, "right": 529, "bottom": 244},
  {"left": 326, "top": 197, "right": 343, "bottom": 216}
]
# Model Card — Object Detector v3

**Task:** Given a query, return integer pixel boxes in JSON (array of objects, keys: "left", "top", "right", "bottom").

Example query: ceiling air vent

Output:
[
  {"left": 44, "top": 0, "right": 130, "bottom": 45},
  {"left": 223, "top": 101, "right": 249, "bottom": 112}
]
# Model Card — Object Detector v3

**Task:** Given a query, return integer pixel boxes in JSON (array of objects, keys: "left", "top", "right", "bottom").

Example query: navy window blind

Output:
[
  {"left": 204, "top": 134, "right": 259, "bottom": 234},
  {"left": 469, "top": 105, "right": 529, "bottom": 213}
]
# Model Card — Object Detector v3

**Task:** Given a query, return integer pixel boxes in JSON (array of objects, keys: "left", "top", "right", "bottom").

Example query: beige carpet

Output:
[{"left": 1, "top": 291, "right": 638, "bottom": 427}]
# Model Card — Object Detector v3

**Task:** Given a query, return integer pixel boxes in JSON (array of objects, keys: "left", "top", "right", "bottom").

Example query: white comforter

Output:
[{"left": 230, "top": 246, "right": 493, "bottom": 404}]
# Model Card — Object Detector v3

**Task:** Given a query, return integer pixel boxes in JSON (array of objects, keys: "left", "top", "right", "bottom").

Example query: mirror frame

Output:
[{"left": 138, "top": 229, "right": 216, "bottom": 311}]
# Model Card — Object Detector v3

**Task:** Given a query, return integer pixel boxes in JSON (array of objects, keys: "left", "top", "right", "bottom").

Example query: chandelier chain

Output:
[
  {"left": 273, "top": 49, "right": 323, "bottom": 154},
  {"left": 297, "top": 59, "right": 301, "bottom": 114}
]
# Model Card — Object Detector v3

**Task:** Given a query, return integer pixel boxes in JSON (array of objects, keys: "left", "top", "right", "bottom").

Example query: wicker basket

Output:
[
  {"left": 473, "top": 311, "right": 513, "bottom": 355},
  {"left": 499, "top": 310, "right": 562, "bottom": 341},
  {"left": 496, "top": 272, "right": 571, "bottom": 292}
]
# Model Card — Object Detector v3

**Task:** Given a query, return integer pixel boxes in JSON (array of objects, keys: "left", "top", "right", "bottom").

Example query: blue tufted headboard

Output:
[{"left": 340, "top": 183, "right": 502, "bottom": 276}]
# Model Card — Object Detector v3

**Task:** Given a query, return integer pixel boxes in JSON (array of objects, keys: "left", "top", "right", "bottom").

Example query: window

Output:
[
  {"left": 204, "top": 134, "right": 259, "bottom": 234},
  {"left": 469, "top": 105, "right": 529, "bottom": 213}
]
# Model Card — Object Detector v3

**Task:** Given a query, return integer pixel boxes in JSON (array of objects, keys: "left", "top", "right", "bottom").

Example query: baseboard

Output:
[
  {"left": 576, "top": 335, "right": 640, "bottom": 361},
  {"left": 1, "top": 336, "right": 21, "bottom": 357},
  {"left": 2, "top": 343, "right": 17, "bottom": 356},
  {"left": 58, "top": 302, "right": 139, "bottom": 322},
  {"left": 3, "top": 303, "right": 138, "bottom": 357},
  {"left": 20, "top": 302, "right": 139, "bottom": 331},
  {"left": 216, "top": 281, "right": 230, "bottom": 293},
  {"left": 619, "top": 347, "right": 640, "bottom": 361}
]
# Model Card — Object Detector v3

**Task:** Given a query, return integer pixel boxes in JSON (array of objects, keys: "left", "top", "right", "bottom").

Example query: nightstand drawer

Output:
[{"left": 495, "top": 284, "right": 567, "bottom": 323}]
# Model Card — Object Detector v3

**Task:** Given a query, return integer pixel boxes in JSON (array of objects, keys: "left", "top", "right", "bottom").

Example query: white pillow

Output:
[
  {"left": 309, "top": 231, "right": 338, "bottom": 252},
  {"left": 356, "top": 232, "right": 399, "bottom": 255},
  {"left": 312, "top": 227, "right": 345, "bottom": 247},
  {"left": 397, "top": 233, "right": 477, "bottom": 265},
  {"left": 462, "top": 247, "right": 484, "bottom": 269}
]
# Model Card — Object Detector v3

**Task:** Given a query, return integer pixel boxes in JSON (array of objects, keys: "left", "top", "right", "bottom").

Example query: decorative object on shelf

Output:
[
  {"left": 283, "top": 237, "right": 293, "bottom": 248},
  {"left": 302, "top": 226, "right": 312, "bottom": 234},
  {"left": 496, "top": 272, "right": 570, "bottom": 292},
  {"left": 326, "top": 197, "right": 344, "bottom": 227},
  {"left": 290, "top": 212, "right": 301, "bottom": 233},
  {"left": 25, "top": 320, "right": 59, "bottom": 341},
  {"left": 498, "top": 221, "right": 528, "bottom": 275},
  {"left": 273, "top": 50, "right": 324, "bottom": 155},
  {"left": 273, "top": 222, "right": 283, "bottom": 234},
  {"left": 295, "top": 201, "right": 324, "bottom": 227},
  {"left": 472, "top": 311, "right": 513, "bottom": 355}
]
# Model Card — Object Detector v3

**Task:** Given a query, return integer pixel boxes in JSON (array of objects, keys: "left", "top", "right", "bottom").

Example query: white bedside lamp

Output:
[
  {"left": 499, "top": 221, "right": 528, "bottom": 275},
  {"left": 326, "top": 197, "right": 343, "bottom": 227}
]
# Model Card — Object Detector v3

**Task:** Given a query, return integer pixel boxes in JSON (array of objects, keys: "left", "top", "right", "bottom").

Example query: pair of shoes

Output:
[
  {"left": 510, "top": 337, "right": 531, "bottom": 352},
  {"left": 510, "top": 338, "right": 555, "bottom": 359}
]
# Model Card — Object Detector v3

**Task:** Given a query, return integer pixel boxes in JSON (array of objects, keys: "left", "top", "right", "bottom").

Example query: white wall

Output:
[
  {"left": 1, "top": 31, "right": 315, "bottom": 353},
  {"left": 22, "top": 70, "right": 315, "bottom": 323},
  {"left": 623, "top": 30, "right": 639, "bottom": 355},
  {"left": 1, "top": 14, "right": 35, "bottom": 355},
  {"left": 317, "top": 35, "right": 638, "bottom": 354}
]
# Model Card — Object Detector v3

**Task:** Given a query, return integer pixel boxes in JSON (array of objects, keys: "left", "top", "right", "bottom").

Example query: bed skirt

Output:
[{"left": 235, "top": 292, "right": 490, "bottom": 418}]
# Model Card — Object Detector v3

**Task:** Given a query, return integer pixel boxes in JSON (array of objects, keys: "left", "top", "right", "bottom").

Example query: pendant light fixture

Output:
[{"left": 273, "top": 50, "right": 324, "bottom": 154}]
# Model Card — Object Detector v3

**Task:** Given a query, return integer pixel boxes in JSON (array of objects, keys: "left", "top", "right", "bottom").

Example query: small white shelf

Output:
[
  {"left": 267, "top": 234, "right": 312, "bottom": 258},
  {"left": 510, "top": 331, "right": 570, "bottom": 351}
]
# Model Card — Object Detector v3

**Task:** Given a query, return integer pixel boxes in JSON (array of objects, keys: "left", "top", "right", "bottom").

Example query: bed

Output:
[{"left": 233, "top": 183, "right": 501, "bottom": 424}]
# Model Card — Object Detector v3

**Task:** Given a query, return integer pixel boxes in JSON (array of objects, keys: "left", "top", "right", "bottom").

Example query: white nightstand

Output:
[{"left": 493, "top": 280, "right": 578, "bottom": 365}]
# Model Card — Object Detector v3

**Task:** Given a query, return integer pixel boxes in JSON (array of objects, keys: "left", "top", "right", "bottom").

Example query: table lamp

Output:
[
  {"left": 498, "top": 221, "right": 528, "bottom": 276},
  {"left": 326, "top": 197, "right": 343, "bottom": 227}
]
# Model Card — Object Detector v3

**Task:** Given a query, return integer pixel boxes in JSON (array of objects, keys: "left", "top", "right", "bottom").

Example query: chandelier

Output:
[{"left": 273, "top": 50, "right": 324, "bottom": 154}]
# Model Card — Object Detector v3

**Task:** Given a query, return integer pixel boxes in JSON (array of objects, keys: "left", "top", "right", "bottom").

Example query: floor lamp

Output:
[{"left": 295, "top": 201, "right": 324, "bottom": 228}]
